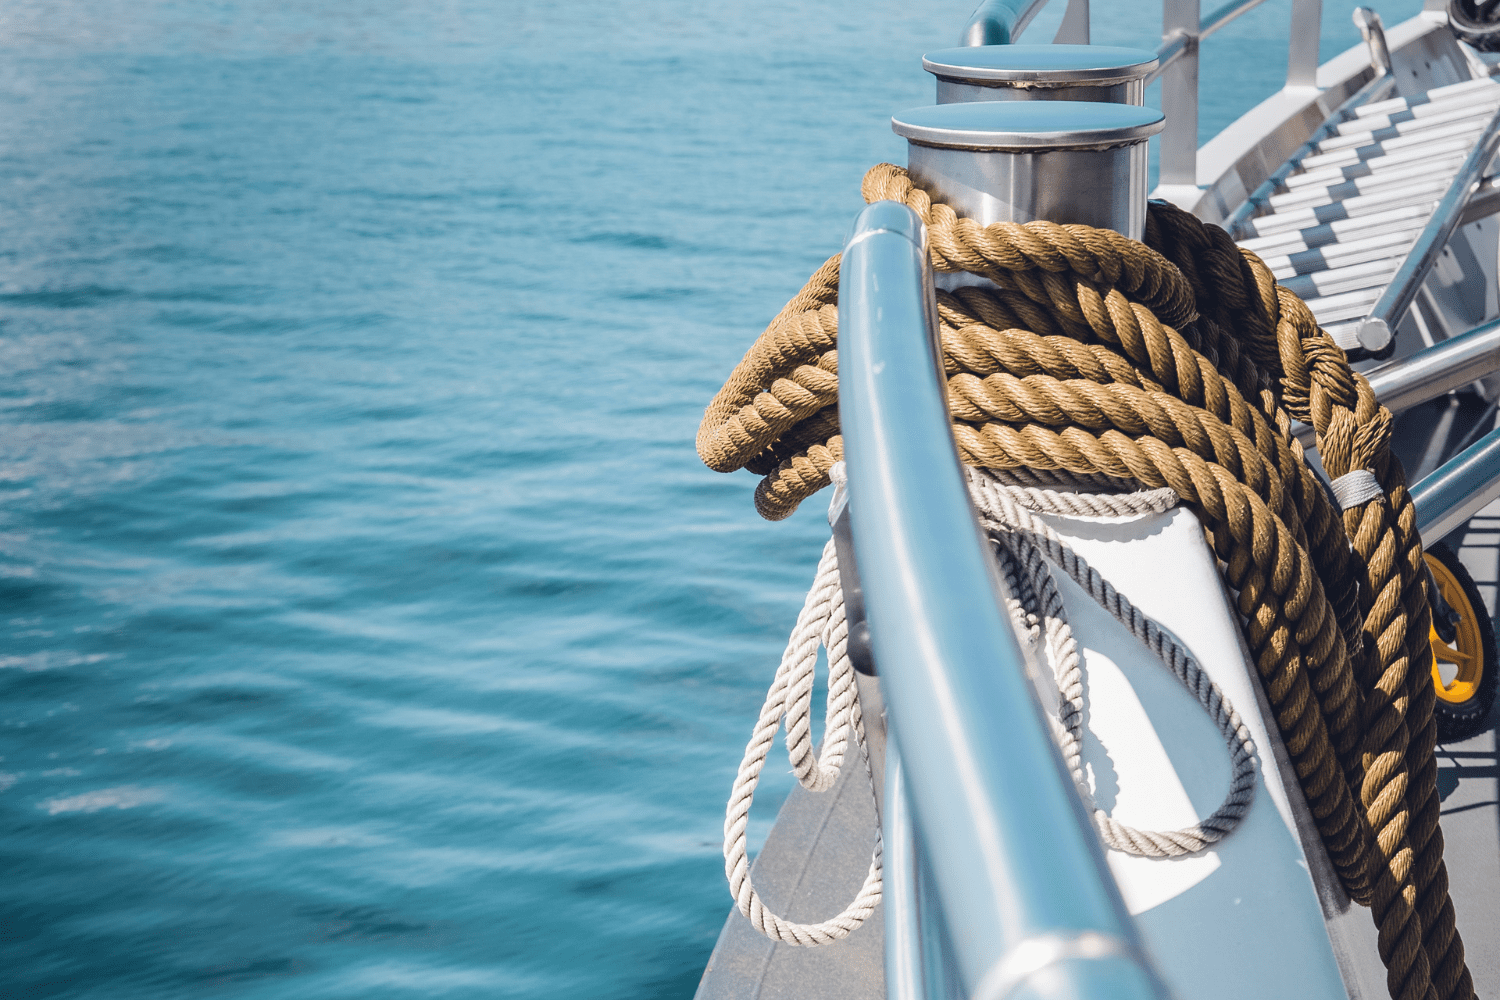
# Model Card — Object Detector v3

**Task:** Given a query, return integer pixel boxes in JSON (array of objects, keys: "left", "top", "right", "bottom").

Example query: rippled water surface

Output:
[{"left": 0, "top": 2, "right": 1413, "bottom": 997}]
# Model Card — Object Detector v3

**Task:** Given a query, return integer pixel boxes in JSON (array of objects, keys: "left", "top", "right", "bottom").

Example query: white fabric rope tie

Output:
[
  {"left": 722, "top": 536, "right": 882, "bottom": 946},
  {"left": 969, "top": 467, "right": 1259, "bottom": 857},
  {"left": 1330, "top": 468, "right": 1384, "bottom": 510}
]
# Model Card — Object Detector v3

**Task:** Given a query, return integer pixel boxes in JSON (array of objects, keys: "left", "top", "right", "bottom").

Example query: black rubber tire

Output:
[
  {"left": 1450, "top": 0, "right": 1500, "bottom": 53},
  {"left": 1426, "top": 541, "right": 1499, "bottom": 743}
]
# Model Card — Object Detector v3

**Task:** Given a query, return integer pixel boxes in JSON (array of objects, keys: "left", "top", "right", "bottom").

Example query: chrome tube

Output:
[
  {"left": 1352, "top": 7, "right": 1392, "bottom": 78},
  {"left": 1367, "top": 319, "right": 1500, "bottom": 415},
  {"left": 962, "top": 0, "right": 1052, "bottom": 45},
  {"left": 883, "top": 757, "right": 924, "bottom": 1000},
  {"left": 1355, "top": 100, "right": 1500, "bottom": 353},
  {"left": 839, "top": 199, "right": 1169, "bottom": 1000},
  {"left": 1200, "top": 0, "right": 1272, "bottom": 39},
  {"left": 1291, "top": 319, "right": 1500, "bottom": 446},
  {"left": 1413, "top": 425, "right": 1500, "bottom": 543}
]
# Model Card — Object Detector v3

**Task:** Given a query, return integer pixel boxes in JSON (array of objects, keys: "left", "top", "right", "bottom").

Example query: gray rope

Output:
[{"left": 969, "top": 468, "right": 1258, "bottom": 858}]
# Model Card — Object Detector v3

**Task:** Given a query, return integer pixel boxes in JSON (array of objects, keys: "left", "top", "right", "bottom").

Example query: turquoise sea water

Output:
[{"left": 0, "top": 2, "right": 1419, "bottom": 997}]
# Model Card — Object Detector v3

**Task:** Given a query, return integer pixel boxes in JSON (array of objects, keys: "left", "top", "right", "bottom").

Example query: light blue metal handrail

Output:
[
  {"left": 1413, "top": 425, "right": 1500, "bottom": 544},
  {"left": 838, "top": 200, "right": 1170, "bottom": 1000},
  {"left": 883, "top": 757, "right": 924, "bottom": 1000},
  {"left": 961, "top": 0, "right": 1051, "bottom": 45}
]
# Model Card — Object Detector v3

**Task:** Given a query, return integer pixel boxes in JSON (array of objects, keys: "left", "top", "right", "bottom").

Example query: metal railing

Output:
[
  {"left": 838, "top": 199, "right": 1171, "bottom": 1000},
  {"left": 1413, "top": 425, "right": 1500, "bottom": 543},
  {"left": 962, "top": 0, "right": 1052, "bottom": 45},
  {"left": 961, "top": 0, "right": 1323, "bottom": 190},
  {"left": 1353, "top": 101, "right": 1500, "bottom": 355},
  {"left": 1291, "top": 317, "right": 1500, "bottom": 447},
  {"left": 1364, "top": 318, "right": 1500, "bottom": 416}
]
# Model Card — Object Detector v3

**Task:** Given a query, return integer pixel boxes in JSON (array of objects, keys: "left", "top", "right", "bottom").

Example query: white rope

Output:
[
  {"left": 722, "top": 464, "right": 1252, "bottom": 945},
  {"left": 969, "top": 468, "right": 1259, "bottom": 857},
  {"left": 722, "top": 536, "right": 882, "bottom": 946}
]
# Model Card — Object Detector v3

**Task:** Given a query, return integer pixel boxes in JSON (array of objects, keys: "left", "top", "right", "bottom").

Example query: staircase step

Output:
[
  {"left": 1294, "top": 123, "right": 1482, "bottom": 175},
  {"left": 1280, "top": 257, "right": 1402, "bottom": 300},
  {"left": 1262, "top": 227, "right": 1415, "bottom": 277},
  {"left": 1267, "top": 159, "right": 1462, "bottom": 210},
  {"left": 1238, "top": 202, "right": 1434, "bottom": 256},
  {"left": 1315, "top": 99, "right": 1500, "bottom": 154},
  {"left": 1280, "top": 145, "right": 1470, "bottom": 193}
]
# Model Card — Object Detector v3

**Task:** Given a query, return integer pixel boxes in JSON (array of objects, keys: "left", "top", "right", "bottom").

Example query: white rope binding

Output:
[
  {"left": 1330, "top": 468, "right": 1384, "bottom": 510},
  {"left": 721, "top": 536, "right": 882, "bottom": 946}
]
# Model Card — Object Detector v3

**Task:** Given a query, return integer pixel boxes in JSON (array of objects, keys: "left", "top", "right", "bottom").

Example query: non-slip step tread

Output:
[
  {"left": 1241, "top": 180, "right": 1451, "bottom": 235},
  {"left": 1237, "top": 202, "right": 1434, "bottom": 255},
  {"left": 1279, "top": 257, "right": 1402, "bottom": 300},
  {"left": 1261, "top": 228, "right": 1420, "bottom": 277},
  {"left": 1230, "top": 74, "right": 1500, "bottom": 343},
  {"left": 1315, "top": 100, "right": 1500, "bottom": 154}
]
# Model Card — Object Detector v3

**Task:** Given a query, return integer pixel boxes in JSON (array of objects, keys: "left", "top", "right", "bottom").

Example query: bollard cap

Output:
[
  {"left": 892, "top": 101, "right": 1165, "bottom": 150},
  {"left": 923, "top": 44, "right": 1158, "bottom": 86}
]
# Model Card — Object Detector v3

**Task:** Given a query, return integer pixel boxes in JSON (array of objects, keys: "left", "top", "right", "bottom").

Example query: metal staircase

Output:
[{"left": 1232, "top": 75, "right": 1500, "bottom": 353}]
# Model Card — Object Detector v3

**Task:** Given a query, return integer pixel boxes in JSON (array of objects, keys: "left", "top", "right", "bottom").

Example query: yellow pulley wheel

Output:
[{"left": 1425, "top": 541, "right": 1498, "bottom": 742}]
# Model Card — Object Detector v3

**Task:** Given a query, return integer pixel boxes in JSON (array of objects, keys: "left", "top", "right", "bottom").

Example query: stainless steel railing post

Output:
[
  {"left": 1158, "top": 0, "right": 1200, "bottom": 189},
  {"left": 1286, "top": 0, "right": 1324, "bottom": 88}
]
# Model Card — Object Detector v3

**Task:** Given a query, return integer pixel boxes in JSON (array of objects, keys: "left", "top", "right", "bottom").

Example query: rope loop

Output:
[
  {"left": 970, "top": 469, "right": 1258, "bottom": 857},
  {"left": 722, "top": 537, "right": 882, "bottom": 945}
]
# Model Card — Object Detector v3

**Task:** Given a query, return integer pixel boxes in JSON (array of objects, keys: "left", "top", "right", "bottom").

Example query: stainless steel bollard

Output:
[
  {"left": 923, "top": 44, "right": 1157, "bottom": 106},
  {"left": 891, "top": 101, "right": 1164, "bottom": 243}
]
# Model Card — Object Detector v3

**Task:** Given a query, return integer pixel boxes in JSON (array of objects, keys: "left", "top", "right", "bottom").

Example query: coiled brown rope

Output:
[{"left": 697, "top": 163, "right": 1474, "bottom": 1000}]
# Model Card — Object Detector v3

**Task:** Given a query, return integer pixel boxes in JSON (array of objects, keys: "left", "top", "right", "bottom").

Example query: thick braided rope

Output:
[
  {"left": 722, "top": 537, "right": 882, "bottom": 946},
  {"left": 1149, "top": 202, "right": 1469, "bottom": 1000},
  {"left": 973, "top": 471, "right": 1257, "bottom": 856},
  {"left": 701, "top": 166, "right": 1471, "bottom": 999}
]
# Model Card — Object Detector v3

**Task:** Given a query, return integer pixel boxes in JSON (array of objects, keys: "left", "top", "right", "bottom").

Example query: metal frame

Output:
[
  {"left": 961, "top": 0, "right": 1092, "bottom": 45},
  {"left": 1220, "top": 63, "right": 1396, "bottom": 238},
  {"left": 1290, "top": 317, "right": 1500, "bottom": 446},
  {"left": 1353, "top": 101, "right": 1500, "bottom": 355},
  {"left": 1413, "top": 425, "right": 1500, "bottom": 543},
  {"left": 839, "top": 200, "right": 1171, "bottom": 1000},
  {"left": 962, "top": 0, "right": 1317, "bottom": 193},
  {"left": 962, "top": 0, "right": 1053, "bottom": 46}
]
